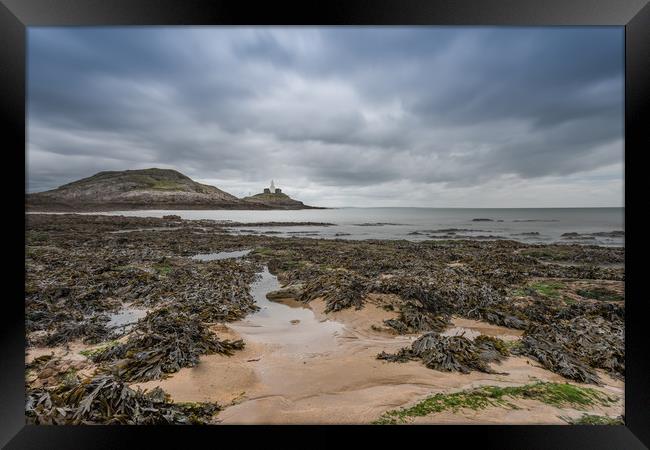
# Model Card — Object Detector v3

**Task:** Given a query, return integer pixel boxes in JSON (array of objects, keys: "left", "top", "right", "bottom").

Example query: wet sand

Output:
[
  {"left": 132, "top": 270, "right": 623, "bottom": 424},
  {"left": 441, "top": 317, "right": 524, "bottom": 341}
]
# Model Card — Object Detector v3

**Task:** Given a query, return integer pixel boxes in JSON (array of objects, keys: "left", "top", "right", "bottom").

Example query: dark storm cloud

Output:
[
  {"left": 27, "top": 27, "right": 623, "bottom": 206},
  {"left": 408, "top": 31, "right": 623, "bottom": 134}
]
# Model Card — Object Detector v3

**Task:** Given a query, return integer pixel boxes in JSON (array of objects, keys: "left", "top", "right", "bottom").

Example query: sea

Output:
[{"left": 76, "top": 207, "right": 625, "bottom": 247}]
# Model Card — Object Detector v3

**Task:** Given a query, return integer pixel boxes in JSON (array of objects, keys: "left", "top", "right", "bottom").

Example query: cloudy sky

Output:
[{"left": 27, "top": 27, "right": 624, "bottom": 207}]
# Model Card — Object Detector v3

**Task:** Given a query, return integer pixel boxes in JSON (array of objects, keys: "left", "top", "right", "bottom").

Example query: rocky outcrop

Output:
[
  {"left": 242, "top": 192, "right": 313, "bottom": 210},
  {"left": 266, "top": 283, "right": 304, "bottom": 301},
  {"left": 27, "top": 168, "right": 320, "bottom": 211}
]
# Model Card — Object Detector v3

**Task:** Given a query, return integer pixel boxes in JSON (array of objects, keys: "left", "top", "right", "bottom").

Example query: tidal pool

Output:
[
  {"left": 107, "top": 304, "right": 148, "bottom": 332},
  {"left": 229, "top": 267, "right": 345, "bottom": 354},
  {"left": 191, "top": 249, "right": 252, "bottom": 261}
]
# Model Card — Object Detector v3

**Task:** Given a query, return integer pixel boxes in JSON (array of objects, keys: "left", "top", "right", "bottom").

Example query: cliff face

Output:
[{"left": 27, "top": 168, "right": 318, "bottom": 211}]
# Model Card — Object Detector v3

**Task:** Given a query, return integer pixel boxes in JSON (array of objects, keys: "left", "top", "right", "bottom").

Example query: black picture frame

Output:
[{"left": 2, "top": 0, "right": 648, "bottom": 448}]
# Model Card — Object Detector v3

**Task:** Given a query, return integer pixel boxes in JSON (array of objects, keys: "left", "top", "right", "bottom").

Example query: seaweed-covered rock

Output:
[
  {"left": 514, "top": 316, "right": 623, "bottom": 384},
  {"left": 383, "top": 303, "right": 449, "bottom": 334},
  {"left": 301, "top": 271, "right": 369, "bottom": 313},
  {"left": 93, "top": 309, "right": 244, "bottom": 381},
  {"left": 26, "top": 374, "right": 219, "bottom": 425},
  {"left": 25, "top": 246, "right": 259, "bottom": 346},
  {"left": 37, "top": 315, "right": 116, "bottom": 347},
  {"left": 474, "top": 335, "right": 511, "bottom": 361},
  {"left": 266, "top": 283, "right": 304, "bottom": 301},
  {"left": 378, "top": 332, "right": 508, "bottom": 374}
]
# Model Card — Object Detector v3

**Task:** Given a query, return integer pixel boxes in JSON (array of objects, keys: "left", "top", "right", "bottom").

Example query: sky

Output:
[{"left": 27, "top": 27, "right": 624, "bottom": 207}]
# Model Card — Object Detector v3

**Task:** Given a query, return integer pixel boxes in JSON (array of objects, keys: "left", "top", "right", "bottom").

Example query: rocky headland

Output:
[{"left": 27, "top": 168, "right": 320, "bottom": 211}]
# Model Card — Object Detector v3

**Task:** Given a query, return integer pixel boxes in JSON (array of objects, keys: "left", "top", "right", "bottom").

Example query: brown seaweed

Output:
[
  {"left": 26, "top": 374, "right": 219, "bottom": 425},
  {"left": 514, "top": 316, "right": 623, "bottom": 383},
  {"left": 92, "top": 309, "right": 245, "bottom": 381},
  {"left": 378, "top": 332, "right": 508, "bottom": 374}
]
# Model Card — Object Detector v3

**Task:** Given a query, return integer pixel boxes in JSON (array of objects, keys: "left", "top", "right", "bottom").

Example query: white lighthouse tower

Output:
[{"left": 270, "top": 180, "right": 276, "bottom": 192}]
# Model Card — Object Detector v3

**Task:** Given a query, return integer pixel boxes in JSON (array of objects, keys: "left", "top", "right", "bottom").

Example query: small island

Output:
[{"left": 242, "top": 180, "right": 321, "bottom": 209}]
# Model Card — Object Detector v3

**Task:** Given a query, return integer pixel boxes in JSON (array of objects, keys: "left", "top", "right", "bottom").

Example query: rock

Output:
[
  {"left": 589, "top": 230, "right": 624, "bottom": 238},
  {"left": 266, "top": 284, "right": 304, "bottom": 301},
  {"left": 241, "top": 189, "right": 318, "bottom": 210},
  {"left": 290, "top": 320, "right": 300, "bottom": 325}
]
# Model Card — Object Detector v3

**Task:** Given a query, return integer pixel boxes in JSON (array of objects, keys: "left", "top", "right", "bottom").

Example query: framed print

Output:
[{"left": 1, "top": 0, "right": 648, "bottom": 448}]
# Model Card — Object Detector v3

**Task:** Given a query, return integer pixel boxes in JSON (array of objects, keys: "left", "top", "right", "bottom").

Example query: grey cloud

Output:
[{"left": 27, "top": 27, "right": 623, "bottom": 206}]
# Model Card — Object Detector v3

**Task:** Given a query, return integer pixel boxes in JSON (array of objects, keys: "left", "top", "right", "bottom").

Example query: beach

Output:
[{"left": 25, "top": 212, "right": 624, "bottom": 425}]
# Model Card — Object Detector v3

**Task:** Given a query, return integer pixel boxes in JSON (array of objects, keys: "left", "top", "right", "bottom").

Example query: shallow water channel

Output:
[
  {"left": 230, "top": 267, "right": 345, "bottom": 354},
  {"left": 189, "top": 246, "right": 346, "bottom": 353},
  {"left": 191, "top": 249, "right": 252, "bottom": 261}
]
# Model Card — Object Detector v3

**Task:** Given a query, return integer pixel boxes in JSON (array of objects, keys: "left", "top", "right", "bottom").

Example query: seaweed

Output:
[
  {"left": 301, "top": 271, "right": 369, "bottom": 313},
  {"left": 378, "top": 332, "right": 508, "bottom": 374},
  {"left": 576, "top": 288, "right": 624, "bottom": 302},
  {"left": 40, "top": 316, "right": 116, "bottom": 347},
  {"left": 25, "top": 249, "right": 259, "bottom": 347},
  {"left": 92, "top": 308, "right": 245, "bottom": 381},
  {"left": 514, "top": 316, "right": 624, "bottom": 383},
  {"left": 374, "top": 382, "right": 617, "bottom": 424},
  {"left": 26, "top": 374, "right": 219, "bottom": 425},
  {"left": 383, "top": 304, "right": 449, "bottom": 334}
]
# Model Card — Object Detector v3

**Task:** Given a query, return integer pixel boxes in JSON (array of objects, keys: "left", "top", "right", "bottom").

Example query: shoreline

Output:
[{"left": 25, "top": 211, "right": 625, "bottom": 247}]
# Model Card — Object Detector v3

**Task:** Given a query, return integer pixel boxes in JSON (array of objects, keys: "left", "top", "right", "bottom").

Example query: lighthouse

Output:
[
  {"left": 263, "top": 180, "right": 282, "bottom": 194},
  {"left": 268, "top": 180, "right": 282, "bottom": 194}
]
